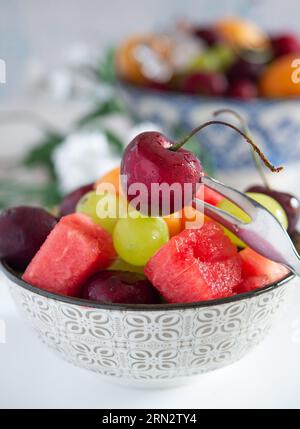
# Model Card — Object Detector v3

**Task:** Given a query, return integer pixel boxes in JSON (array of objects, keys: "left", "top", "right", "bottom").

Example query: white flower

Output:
[
  {"left": 170, "top": 34, "right": 203, "bottom": 72},
  {"left": 48, "top": 69, "right": 73, "bottom": 100},
  {"left": 52, "top": 131, "right": 120, "bottom": 194},
  {"left": 126, "top": 122, "right": 163, "bottom": 145},
  {"left": 65, "top": 43, "right": 98, "bottom": 69}
]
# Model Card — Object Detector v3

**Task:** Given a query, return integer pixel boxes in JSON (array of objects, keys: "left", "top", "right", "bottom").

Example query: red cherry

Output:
[
  {"left": 227, "top": 58, "right": 262, "bottom": 83},
  {"left": 80, "top": 270, "right": 161, "bottom": 304},
  {"left": 180, "top": 72, "right": 228, "bottom": 96},
  {"left": 59, "top": 183, "right": 94, "bottom": 217},
  {"left": 227, "top": 79, "right": 258, "bottom": 100},
  {"left": 193, "top": 27, "right": 222, "bottom": 46},
  {"left": 121, "top": 131, "right": 203, "bottom": 216},
  {"left": 271, "top": 33, "right": 300, "bottom": 58},
  {"left": 246, "top": 185, "right": 300, "bottom": 235},
  {"left": 0, "top": 206, "right": 57, "bottom": 271},
  {"left": 121, "top": 120, "right": 282, "bottom": 218},
  {"left": 144, "top": 80, "right": 170, "bottom": 92}
]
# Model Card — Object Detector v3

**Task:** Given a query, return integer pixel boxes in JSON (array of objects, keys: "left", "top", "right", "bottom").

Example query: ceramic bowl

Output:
[
  {"left": 1, "top": 260, "right": 296, "bottom": 386},
  {"left": 118, "top": 82, "right": 300, "bottom": 173}
]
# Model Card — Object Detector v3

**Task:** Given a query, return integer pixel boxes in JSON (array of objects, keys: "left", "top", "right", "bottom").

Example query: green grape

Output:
[
  {"left": 248, "top": 193, "right": 288, "bottom": 229},
  {"left": 189, "top": 44, "right": 235, "bottom": 73},
  {"left": 209, "top": 44, "right": 235, "bottom": 70},
  {"left": 217, "top": 192, "right": 288, "bottom": 248},
  {"left": 113, "top": 216, "right": 169, "bottom": 266},
  {"left": 108, "top": 258, "right": 145, "bottom": 274},
  {"left": 189, "top": 51, "right": 220, "bottom": 73},
  {"left": 76, "top": 190, "right": 127, "bottom": 234}
]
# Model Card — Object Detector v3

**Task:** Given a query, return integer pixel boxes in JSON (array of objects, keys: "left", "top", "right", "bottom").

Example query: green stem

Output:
[
  {"left": 213, "top": 109, "right": 271, "bottom": 190},
  {"left": 251, "top": 152, "right": 271, "bottom": 190},
  {"left": 171, "top": 119, "right": 283, "bottom": 173},
  {"left": 213, "top": 108, "right": 247, "bottom": 130}
]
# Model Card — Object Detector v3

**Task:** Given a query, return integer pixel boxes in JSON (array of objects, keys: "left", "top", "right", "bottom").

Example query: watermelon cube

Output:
[
  {"left": 196, "top": 184, "right": 223, "bottom": 206},
  {"left": 236, "top": 248, "right": 290, "bottom": 294},
  {"left": 22, "top": 213, "right": 116, "bottom": 296},
  {"left": 144, "top": 222, "right": 242, "bottom": 303},
  {"left": 240, "top": 247, "right": 290, "bottom": 284},
  {"left": 236, "top": 275, "right": 269, "bottom": 294}
]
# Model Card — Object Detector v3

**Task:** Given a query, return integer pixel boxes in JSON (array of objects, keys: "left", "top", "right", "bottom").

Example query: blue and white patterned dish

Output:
[
  {"left": 1, "top": 261, "right": 296, "bottom": 387},
  {"left": 119, "top": 82, "right": 300, "bottom": 172}
]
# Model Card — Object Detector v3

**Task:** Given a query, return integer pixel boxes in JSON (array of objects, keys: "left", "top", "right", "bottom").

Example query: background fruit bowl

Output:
[
  {"left": 2, "top": 260, "right": 295, "bottom": 387},
  {"left": 119, "top": 82, "right": 300, "bottom": 171},
  {"left": 119, "top": 81, "right": 300, "bottom": 175}
]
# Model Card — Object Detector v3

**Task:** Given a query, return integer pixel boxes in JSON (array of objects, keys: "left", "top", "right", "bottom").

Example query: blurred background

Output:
[
  {"left": 2, "top": 0, "right": 300, "bottom": 100},
  {"left": 1, "top": 0, "right": 300, "bottom": 209}
]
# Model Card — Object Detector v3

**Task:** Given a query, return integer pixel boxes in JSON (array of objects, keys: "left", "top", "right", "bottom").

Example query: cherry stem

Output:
[
  {"left": 171, "top": 119, "right": 283, "bottom": 174},
  {"left": 213, "top": 109, "right": 272, "bottom": 190}
]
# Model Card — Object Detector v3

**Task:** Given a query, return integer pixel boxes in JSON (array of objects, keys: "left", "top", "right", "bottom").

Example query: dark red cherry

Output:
[
  {"left": 121, "top": 131, "right": 203, "bottom": 216},
  {"left": 181, "top": 72, "right": 228, "bottom": 96},
  {"left": 144, "top": 80, "right": 170, "bottom": 92},
  {"left": 227, "top": 79, "right": 258, "bottom": 100},
  {"left": 193, "top": 27, "right": 222, "bottom": 46},
  {"left": 271, "top": 33, "right": 300, "bottom": 58},
  {"left": 227, "top": 58, "right": 262, "bottom": 83},
  {"left": 0, "top": 206, "right": 57, "bottom": 271},
  {"left": 246, "top": 185, "right": 300, "bottom": 234},
  {"left": 80, "top": 270, "right": 161, "bottom": 304},
  {"left": 59, "top": 183, "right": 94, "bottom": 217}
]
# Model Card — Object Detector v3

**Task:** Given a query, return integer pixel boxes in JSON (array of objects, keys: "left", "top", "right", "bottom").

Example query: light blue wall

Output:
[{"left": 1, "top": 0, "right": 300, "bottom": 100}]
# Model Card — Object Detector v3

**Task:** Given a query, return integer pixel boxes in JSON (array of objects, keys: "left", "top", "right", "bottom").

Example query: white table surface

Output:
[{"left": 1, "top": 268, "right": 300, "bottom": 410}]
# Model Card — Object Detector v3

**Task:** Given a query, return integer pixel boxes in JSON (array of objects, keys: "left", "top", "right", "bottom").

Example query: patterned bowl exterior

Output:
[
  {"left": 2, "top": 263, "right": 295, "bottom": 383},
  {"left": 119, "top": 83, "right": 300, "bottom": 172}
]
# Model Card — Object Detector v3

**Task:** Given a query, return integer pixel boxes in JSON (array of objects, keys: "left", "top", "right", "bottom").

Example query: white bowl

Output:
[{"left": 1, "top": 260, "right": 296, "bottom": 386}]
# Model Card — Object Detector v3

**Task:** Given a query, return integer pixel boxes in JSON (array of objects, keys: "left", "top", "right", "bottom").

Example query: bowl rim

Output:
[
  {"left": 118, "top": 79, "right": 300, "bottom": 103},
  {"left": 1, "top": 259, "right": 294, "bottom": 312}
]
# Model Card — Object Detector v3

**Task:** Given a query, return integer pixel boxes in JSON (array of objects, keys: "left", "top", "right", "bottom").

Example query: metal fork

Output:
[{"left": 193, "top": 176, "right": 300, "bottom": 276}]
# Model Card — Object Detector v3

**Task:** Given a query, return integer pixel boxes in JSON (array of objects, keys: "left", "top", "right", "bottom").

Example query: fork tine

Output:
[
  {"left": 196, "top": 178, "right": 300, "bottom": 276},
  {"left": 193, "top": 199, "right": 245, "bottom": 233},
  {"left": 202, "top": 176, "right": 257, "bottom": 217}
]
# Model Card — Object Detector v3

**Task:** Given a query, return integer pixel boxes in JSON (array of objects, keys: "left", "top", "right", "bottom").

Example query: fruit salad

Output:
[
  {"left": 116, "top": 17, "right": 300, "bottom": 99},
  {"left": 0, "top": 117, "right": 297, "bottom": 305}
]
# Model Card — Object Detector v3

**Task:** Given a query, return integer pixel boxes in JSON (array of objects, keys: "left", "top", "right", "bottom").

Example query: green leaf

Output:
[
  {"left": 76, "top": 98, "right": 126, "bottom": 127},
  {"left": 103, "top": 129, "right": 124, "bottom": 155},
  {"left": 23, "top": 131, "right": 64, "bottom": 177},
  {"left": 98, "top": 48, "right": 117, "bottom": 84},
  {"left": 0, "top": 180, "right": 62, "bottom": 210}
]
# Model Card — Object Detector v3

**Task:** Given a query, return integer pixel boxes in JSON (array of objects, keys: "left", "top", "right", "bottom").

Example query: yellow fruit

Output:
[
  {"left": 216, "top": 18, "right": 269, "bottom": 51},
  {"left": 95, "top": 166, "right": 121, "bottom": 196},
  {"left": 163, "top": 211, "right": 182, "bottom": 237},
  {"left": 181, "top": 206, "right": 211, "bottom": 230},
  {"left": 260, "top": 53, "right": 300, "bottom": 97}
]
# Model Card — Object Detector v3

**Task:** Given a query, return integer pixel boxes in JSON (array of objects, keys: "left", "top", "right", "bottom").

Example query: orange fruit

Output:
[
  {"left": 116, "top": 35, "right": 149, "bottom": 85},
  {"left": 216, "top": 18, "right": 269, "bottom": 51},
  {"left": 260, "top": 53, "right": 300, "bottom": 97},
  {"left": 181, "top": 206, "right": 211, "bottom": 230},
  {"left": 163, "top": 211, "right": 182, "bottom": 238},
  {"left": 95, "top": 166, "right": 121, "bottom": 195},
  {"left": 116, "top": 34, "right": 172, "bottom": 85}
]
